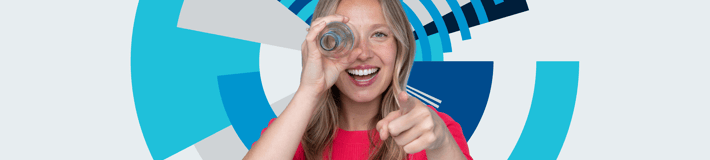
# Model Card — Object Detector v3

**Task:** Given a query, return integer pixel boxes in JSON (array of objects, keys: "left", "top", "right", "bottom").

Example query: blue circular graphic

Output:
[{"left": 130, "top": 0, "right": 578, "bottom": 159}]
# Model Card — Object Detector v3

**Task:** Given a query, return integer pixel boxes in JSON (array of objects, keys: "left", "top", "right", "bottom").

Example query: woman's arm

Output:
[
  {"left": 423, "top": 107, "right": 471, "bottom": 160},
  {"left": 243, "top": 14, "right": 354, "bottom": 160},
  {"left": 243, "top": 88, "right": 320, "bottom": 160}
]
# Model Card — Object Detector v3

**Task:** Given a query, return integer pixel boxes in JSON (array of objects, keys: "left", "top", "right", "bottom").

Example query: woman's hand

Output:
[
  {"left": 299, "top": 14, "right": 357, "bottom": 96},
  {"left": 376, "top": 91, "right": 467, "bottom": 159},
  {"left": 376, "top": 91, "right": 446, "bottom": 153},
  {"left": 244, "top": 15, "right": 360, "bottom": 160}
]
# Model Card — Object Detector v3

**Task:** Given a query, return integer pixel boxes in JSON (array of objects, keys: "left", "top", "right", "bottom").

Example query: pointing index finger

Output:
[{"left": 397, "top": 91, "right": 416, "bottom": 114}]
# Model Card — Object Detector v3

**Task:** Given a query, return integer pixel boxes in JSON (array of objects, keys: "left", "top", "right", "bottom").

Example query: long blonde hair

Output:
[{"left": 303, "top": 0, "right": 417, "bottom": 159}]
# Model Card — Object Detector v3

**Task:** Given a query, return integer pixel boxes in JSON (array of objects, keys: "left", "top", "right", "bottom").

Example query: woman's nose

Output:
[{"left": 352, "top": 41, "right": 372, "bottom": 61}]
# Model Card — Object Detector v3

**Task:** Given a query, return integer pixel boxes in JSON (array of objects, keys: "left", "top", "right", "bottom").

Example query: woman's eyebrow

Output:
[{"left": 369, "top": 24, "right": 389, "bottom": 30}]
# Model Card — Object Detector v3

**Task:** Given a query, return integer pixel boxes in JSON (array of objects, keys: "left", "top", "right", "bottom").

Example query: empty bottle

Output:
[{"left": 318, "top": 22, "right": 358, "bottom": 59}]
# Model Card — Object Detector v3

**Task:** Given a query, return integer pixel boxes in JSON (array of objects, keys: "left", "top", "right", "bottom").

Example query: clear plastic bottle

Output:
[{"left": 318, "top": 22, "right": 358, "bottom": 59}]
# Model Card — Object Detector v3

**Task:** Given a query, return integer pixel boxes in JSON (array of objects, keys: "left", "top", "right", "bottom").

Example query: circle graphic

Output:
[{"left": 131, "top": 0, "right": 577, "bottom": 159}]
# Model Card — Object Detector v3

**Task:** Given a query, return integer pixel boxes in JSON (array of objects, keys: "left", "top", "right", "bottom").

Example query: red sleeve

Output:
[
  {"left": 257, "top": 118, "right": 306, "bottom": 160},
  {"left": 411, "top": 106, "right": 474, "bottom": 160}
]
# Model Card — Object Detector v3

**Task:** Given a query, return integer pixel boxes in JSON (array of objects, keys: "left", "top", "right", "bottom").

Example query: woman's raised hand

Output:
[
  {"left": 375, "top": 91, "right": 451, "bottom": 154},
  {"left": 299, "top": 14, "right": 358, "bottom": 96}
]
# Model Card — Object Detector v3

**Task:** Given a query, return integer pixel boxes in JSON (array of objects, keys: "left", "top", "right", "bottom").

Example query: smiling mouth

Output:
[{"left": 347, "top": 68, "right": 379, "bottom": 82}]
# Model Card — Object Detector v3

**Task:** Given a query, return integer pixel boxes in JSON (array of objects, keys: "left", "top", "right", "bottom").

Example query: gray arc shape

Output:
[{"left": 178, "top": 0, "right": 309, "bottom": 50}]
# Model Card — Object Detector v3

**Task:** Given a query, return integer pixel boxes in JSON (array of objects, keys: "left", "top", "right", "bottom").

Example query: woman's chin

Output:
[{"left": 344, "top": 91, "right": 380, "bottom": 103}]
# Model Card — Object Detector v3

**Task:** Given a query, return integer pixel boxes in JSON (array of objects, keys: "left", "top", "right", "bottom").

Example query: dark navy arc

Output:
[{"left": 407, "top": 61, "right": 494, "bottom": 140}]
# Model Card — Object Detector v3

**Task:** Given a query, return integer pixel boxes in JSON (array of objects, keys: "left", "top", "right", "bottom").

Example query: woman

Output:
[{"left": 245, "top": 0, "right": 473, "bottom": 159}]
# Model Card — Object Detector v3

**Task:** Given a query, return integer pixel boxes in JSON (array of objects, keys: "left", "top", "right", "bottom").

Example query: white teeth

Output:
[
  {"left": 347, "top": 68, "right": 379, "bottom": 76},
  {"left": 355, "top": 74, "right": 377, "bottom": 82}
]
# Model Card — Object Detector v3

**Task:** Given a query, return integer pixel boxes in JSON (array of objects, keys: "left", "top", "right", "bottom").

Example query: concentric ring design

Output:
[
  {"left": 130, "top": 0, "right": 580, "bottom": 159},
  {"left": 277, "top": 0, "right": 530, "bottom": 61},
  {"left": 509, "top": 61, "right": 579, "bottom": 160},
  {"left": 131, "top": 1, "right": 262, "bottom": 159}
]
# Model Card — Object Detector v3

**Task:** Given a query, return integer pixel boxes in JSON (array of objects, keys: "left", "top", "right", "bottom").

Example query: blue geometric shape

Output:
[
  {"left": 419, "top": 0, "right": 453, "bottom": 53},
  {"left": 508, "top": 61, "right": 579, "bottom": 160},
  {"left": 479, "top": 0, "right": 529, "bottom": 22},
  {"left": 402, "top": 1, "right": 432, "bottom": 61},
  {"left": 407, "top": 61, "right": 494, "bottom": 140},
  {"left": 289, "top": 0, "right": 312, "bottom": 15},
  {"left": 494, "top": 0, "right": 504, "bottom": 5},
  {"left": 296, "top": 0, "right": 318, "bottom": 23},
  {"left": 306, "top": 15, "right": 313, "bottom": 25},
  {"left": 427, "top": 33, "right": 444, "bottom": 61},
  {"left": 414, "top": 40, "right": 423, "bottom": 61},
  {"left": 280, "top": 0, "right": 296, "bottom": 8},
  {"left": 442, "top": 11, "right": 462, "bottom": 33},
  {"left": 131, "top": 0, "right": 261, "bottom": 159},
  {"left": 460, "top": 3, "right": 482, "bottom": 27},
  {"left": 420, "top": 0, "right": 529, "bottom": 37},
  {"left": 218, "top": 72, "right": 277, "bottom": 149},
  {"left": 405, "top": 1, "right": 530, "bottom": 38},
  {"left": 470, "top": 0, "right": 490, "bottom": 24},
  {"left": 445, "top": 0, "right": 472, "bottom": 40}
]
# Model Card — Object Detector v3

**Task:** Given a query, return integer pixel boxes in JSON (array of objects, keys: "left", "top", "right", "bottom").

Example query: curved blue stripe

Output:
[
  {"left": 131, "top": 1, "right": 262, "bottom": 159},
  {"left": 427, "top": 33, "right": 444, "bottom": 61},
  {"left": 280, "top": 0, "right": 296, "bottom": 9},
  {"left": 419, "top": 0, "right": 452, "bottom": 53},
  {"left": 401, "top": 1, "right": 432, "bottom": 61},
  {"left": 407, "top": 61, "right": 494, "bottom": 141},
  {"left": 218, "top": 72, "right": 277, "bottom": 149},
  {"left": 470, "top": 0, "right": 489, "bottom": 24},
  {"left": 296, "top": 0, "right": 318, "bottom": 22},
  {"left": 414, "top": 40, "right": 423, "bottom": 61},
  {"left": 445, "top": 0, "right": 471, "bottom": 40},
  {"left": 508, "top": 61, "right": 579, "bottom": 160},
  {"left": 305, "top": 15, "right": 313, "bottom": 25},
  {"left": 289, "top": 0, "right": 311, "bottom": 14}
]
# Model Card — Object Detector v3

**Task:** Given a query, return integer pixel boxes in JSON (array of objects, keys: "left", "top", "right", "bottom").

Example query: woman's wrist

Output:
[
  {"left": 426, "top": 133, "right": 465, "bottom": 159},
  {"left": 296, "top": 85, "right": 323, "bottom": 99},
  {"left": 425, "top": 111, "right": 467, "bottom": 159},
  {"left": 295, "top": 85, "right": 325, "bottom": 107}
]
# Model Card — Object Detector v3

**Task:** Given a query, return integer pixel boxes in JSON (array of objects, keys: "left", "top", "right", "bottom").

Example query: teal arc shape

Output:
[
  {"left": 130, "top": 0, "right": 549, "bottom": 160},
  {"left": 508, "top": 61, "right": 580, "bottom": 160},
  {"left": 445, "top": 0, "right": 472, "bottom": 40},
  {"left": 470, "top": 0, "right": 490, "bottom": 24},
  {"left": 419, "top": 0, "right": 453, "bottom": 53},
  {"left": 401, "top": 1, "right": 433, "bottom": 61},
  {"left": 296, "top": 0, "right": 319, "bottom": 22},
  {"left": 278, "top": 0, "right": 438, "bottom": 61},
  {"left": 217, "top": 72, "right": 278, "bottom": 149},
  {"left": 130, "top": 0, "right": 262, "bottom": 159}
]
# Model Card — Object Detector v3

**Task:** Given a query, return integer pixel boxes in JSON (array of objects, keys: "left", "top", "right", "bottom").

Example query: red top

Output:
[{"left": 259, "top": 106, "right": 474, "bottom": 160}]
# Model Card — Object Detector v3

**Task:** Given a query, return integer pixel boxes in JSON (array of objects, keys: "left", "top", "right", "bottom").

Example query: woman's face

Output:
[{"left": 334, "top": 0, "right": 397, "bottom": 103}]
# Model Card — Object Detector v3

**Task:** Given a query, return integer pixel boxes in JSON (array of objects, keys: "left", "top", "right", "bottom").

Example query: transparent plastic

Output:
[{"left": 318, "top": 22, "right": 358, "bottom": 59}]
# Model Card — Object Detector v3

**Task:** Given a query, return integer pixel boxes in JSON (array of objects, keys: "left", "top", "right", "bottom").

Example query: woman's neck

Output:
[{"left": 338, "top": 94, "right": 382, "bottom": 131}]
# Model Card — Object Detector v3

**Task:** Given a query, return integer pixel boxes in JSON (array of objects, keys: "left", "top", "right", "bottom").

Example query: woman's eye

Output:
[{"left": 372, "top": 32, "right": 387, "bottom": 38}]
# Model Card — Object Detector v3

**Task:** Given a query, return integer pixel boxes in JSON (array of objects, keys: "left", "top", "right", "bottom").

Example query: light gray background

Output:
[{"left": 1, "top": 0, "right": 708, "bottom": 159}]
